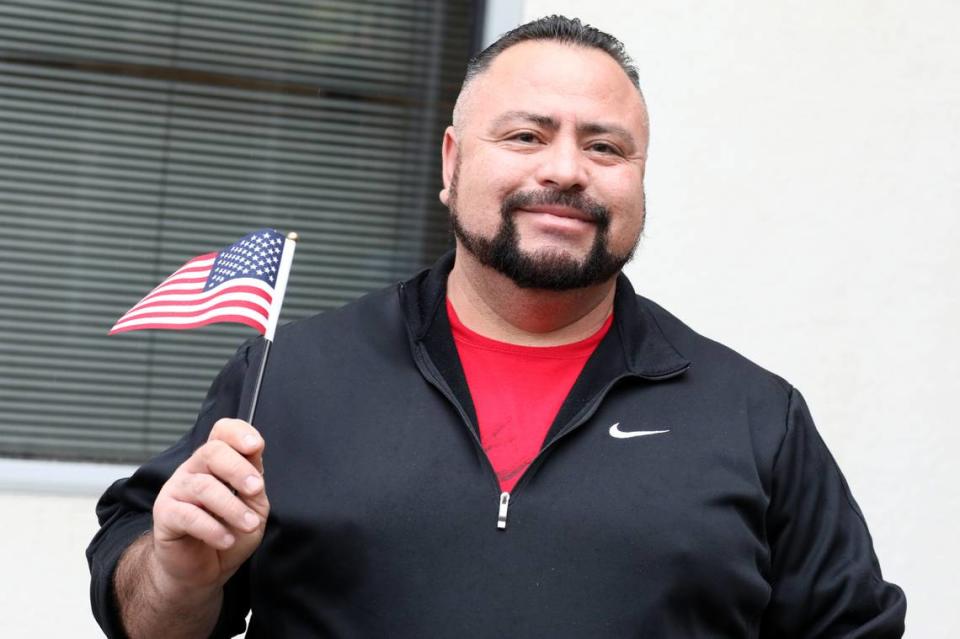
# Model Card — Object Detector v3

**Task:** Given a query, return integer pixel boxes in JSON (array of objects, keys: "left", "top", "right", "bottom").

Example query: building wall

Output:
[{"left": 521, "top": 1, "right": 959, "bottom": 637}]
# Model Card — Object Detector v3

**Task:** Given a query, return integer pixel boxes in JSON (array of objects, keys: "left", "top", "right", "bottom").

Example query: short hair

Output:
[
  {"left": 453, "top": 15, "right": 642, "bottom": 129},
  {"left": 465, "top": 15, "right": 640, "bottom": 90}
]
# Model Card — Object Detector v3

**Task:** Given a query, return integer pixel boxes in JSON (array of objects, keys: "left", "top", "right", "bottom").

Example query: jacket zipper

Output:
[
  {"left": 416, "top": 338, "right": 634, "bottom": 530},
  {"left": 413, "top": 342, "right": 521, "bottom": 530},
  {"left": 402, "top": 282, "right": 529, "bottom": 530},
  {"left": 497, "top": 492, "right": 510, "bottom": 529}
]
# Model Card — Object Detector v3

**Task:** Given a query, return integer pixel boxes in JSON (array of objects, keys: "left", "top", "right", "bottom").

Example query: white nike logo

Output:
[{"left": 608, "top": 422, "right": 670, "bottom": 439}]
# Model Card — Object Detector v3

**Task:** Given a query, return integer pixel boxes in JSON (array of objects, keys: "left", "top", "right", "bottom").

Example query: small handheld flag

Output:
[
  {"left": 110, "top": 228, "right": 296, "bottom": 341},
  {"left": 110, "top": 228, "right": 299, "bottom": 423}
]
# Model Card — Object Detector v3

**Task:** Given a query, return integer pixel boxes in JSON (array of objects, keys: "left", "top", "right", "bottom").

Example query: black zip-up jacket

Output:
[{"left": 88, "top": 252, "right": 906, "bottom": 637}]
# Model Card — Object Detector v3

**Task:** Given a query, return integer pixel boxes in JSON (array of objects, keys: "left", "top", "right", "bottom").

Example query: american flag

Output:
[{"left": 110, "top": 228, "right": 291, "bottom": 336}]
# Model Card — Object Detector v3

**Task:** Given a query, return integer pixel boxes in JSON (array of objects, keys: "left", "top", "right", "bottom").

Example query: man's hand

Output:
[
  {"left": 153, "top": 418, "right": 269, "bottom": 592},
  {"left": 115, "top": 418, "right": 269, "bottom": 638}
]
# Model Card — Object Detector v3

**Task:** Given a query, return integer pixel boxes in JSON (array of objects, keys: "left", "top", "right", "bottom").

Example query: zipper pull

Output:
[{"left": 497, "top": 492, "right": 510, "bottom": 530}]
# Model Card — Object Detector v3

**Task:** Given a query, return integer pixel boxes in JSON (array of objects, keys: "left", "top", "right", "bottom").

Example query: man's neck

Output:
[{"left": 446, "top": 250, "right": 617, "bottom": 347}]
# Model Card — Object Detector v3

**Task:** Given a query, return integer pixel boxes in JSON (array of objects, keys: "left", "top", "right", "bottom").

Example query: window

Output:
[{"left": 0, "top": 0, "right": 479, "bottom": 462}]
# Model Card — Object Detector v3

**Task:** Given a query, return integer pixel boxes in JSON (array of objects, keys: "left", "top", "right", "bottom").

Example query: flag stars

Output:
[{"left": 203, "top": 228, "right": 286, "bottom": 292}]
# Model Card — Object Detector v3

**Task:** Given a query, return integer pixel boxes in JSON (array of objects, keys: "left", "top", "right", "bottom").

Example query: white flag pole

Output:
[{"left": 244, "top": 231, "right": 298, "bottom": 424}]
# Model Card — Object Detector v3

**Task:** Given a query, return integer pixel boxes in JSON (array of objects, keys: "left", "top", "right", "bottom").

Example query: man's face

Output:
[{"left": 441, "top": 41, "right": 649, "bottom": 290}]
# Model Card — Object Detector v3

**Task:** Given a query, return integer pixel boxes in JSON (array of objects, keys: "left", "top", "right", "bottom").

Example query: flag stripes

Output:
[{"left": 110, "top": 229, "right": 288, "bottom": 336}]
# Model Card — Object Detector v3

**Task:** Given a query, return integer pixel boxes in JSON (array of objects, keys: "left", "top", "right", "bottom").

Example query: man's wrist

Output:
[
  {"left": 143, "top": 537, "right": 223, "bottom": 611},
  {"left": 116, "top": 533, "right": 223, "bottom": 639}
]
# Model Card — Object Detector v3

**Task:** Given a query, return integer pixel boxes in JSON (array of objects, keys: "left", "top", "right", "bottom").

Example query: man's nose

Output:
[{"left": 534, "top": 138, "right": 588, "bottom": 192}]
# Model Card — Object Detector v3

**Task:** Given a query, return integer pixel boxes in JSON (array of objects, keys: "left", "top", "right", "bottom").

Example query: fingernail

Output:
[
  {"left": 222, "top": 532, "right": 235, "bottom": 547},
  {"left": 243, "top": 434, "right": 261, "bottom": 448},
  {"left": 244, "top": 474, "right": 263, "bottom": 492},
  {"left": 243, "top": 511, "right": 259, "bottom": 529}
]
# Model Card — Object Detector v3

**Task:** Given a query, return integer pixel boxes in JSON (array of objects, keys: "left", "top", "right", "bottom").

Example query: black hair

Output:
[{"left": 463, "top": 15, "right": 640, "bottom": 91}]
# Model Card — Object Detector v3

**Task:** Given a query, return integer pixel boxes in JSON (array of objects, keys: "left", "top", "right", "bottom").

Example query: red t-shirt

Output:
[{"left": 448, "top": 299, "right": 613, "bottom": 492}]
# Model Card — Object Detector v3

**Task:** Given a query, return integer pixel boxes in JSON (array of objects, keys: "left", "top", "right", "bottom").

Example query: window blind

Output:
[{"left": 0, "top": 0, "right": 478, "bottom": 462}]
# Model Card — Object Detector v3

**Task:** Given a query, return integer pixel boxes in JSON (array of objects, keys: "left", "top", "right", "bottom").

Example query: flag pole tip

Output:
[{"left": 286, "top": 231, "right": 299, "bottom": 242}]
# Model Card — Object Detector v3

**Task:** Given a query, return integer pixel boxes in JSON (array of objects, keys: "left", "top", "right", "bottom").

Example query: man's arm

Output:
[
  {"left": 112, "top": 419, "right": 268, "bottom": 639},
  {"left": 88, "top": 339, "right": 265, "bottom": 638},
  {"left": 760, "top": 388, "right": 906, "bottom": 637}
]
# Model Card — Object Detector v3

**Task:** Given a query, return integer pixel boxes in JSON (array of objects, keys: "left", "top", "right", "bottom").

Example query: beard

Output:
[{"left": 447, "top": 169, "right": 640, "bottom": 291}]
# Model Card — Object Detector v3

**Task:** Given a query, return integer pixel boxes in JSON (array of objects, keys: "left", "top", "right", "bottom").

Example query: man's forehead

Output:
[
  {"left": 491, "top": 110, "right": 633, "bottom": 131},
  {"left": 459, "top": 41, "right": 647, "bottom": 131}
]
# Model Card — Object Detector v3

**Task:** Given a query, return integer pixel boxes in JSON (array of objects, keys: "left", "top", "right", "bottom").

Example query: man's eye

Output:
[
  {"left": 510, "top": 132, "right": 539, "bottom": 143},
  {"left": 589, "top": 142, "right": 620, "bottom": 155}
]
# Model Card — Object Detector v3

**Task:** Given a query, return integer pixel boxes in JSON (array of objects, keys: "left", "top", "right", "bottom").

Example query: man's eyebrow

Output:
[{"left": 490, "top": 111, "right": 559, "bottom": 131}]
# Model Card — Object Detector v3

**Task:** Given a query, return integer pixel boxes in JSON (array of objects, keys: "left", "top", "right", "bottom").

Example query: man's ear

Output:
[{"left": 439, "top": 126, "right": 458, "bottom": 206}]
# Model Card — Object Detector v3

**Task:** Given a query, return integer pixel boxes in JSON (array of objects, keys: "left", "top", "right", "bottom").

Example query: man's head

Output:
[{"left": 441, "top": 16, "right": 649, "bottom": 291}]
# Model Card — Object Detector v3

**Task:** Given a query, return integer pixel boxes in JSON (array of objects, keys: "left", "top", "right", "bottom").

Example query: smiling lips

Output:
[{"left": 516, "top": 205, "right": 596, "bottom": 228}]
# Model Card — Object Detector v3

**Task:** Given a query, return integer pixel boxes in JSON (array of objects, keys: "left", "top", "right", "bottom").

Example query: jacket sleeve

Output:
[
  {"left": 760, "top": 387, "right": 906, "bottom": 637},
  {"left": 86, "top": 339, "right": 263, "bottom": 638}
]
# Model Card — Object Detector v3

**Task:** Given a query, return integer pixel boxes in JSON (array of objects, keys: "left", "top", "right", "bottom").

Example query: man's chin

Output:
[
  {"left": 493, "top": 249, "right": 616, "bottom": 291},
  {"left": 517, "top": 245, "right": 590, "bottom": 268}
]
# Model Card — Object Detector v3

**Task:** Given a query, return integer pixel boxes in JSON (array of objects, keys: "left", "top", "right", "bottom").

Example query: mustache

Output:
[{"left": 500, "top": 190, "right": 610, "bottom": 227}]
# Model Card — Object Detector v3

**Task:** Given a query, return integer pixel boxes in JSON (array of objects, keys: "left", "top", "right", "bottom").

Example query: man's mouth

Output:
[
  {"left": 500, "top": 189, "right": 610, "bottom": 229},
  {"left": 515, "top": 205, "right": 596, "bottom": 223}
]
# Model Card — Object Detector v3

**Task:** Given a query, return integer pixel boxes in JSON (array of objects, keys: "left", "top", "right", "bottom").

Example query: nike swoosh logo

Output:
[{"left": 608, "top": 422, "right": 670, "bottom": 439}]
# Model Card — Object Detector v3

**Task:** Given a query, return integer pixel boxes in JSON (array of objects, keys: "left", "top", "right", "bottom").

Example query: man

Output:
[{"left": 88, "top": 16, "right": 906, "bottom": 638}]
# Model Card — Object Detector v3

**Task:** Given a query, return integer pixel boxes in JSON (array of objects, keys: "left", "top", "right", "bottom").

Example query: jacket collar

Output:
[{"left": 401, "top": 250, "right": 690, "bottom": 380}]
